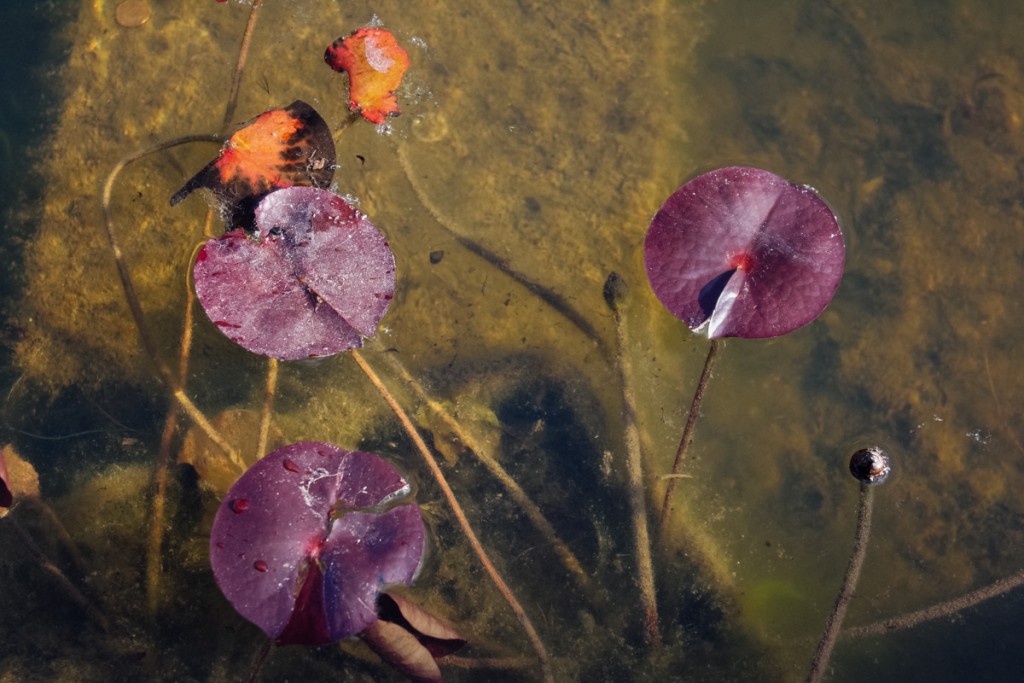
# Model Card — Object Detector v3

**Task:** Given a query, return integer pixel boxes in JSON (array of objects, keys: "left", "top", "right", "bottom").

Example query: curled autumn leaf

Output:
[
  {"left": 325, "top": 28, "right": 410, "bottom": 124},
  {"left": 170, "top": 100, "right": 335, "bottom": 230}
]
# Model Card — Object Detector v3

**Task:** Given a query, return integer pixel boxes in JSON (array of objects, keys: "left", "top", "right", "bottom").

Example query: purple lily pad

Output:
[
  {"left": 193, "top": 186, "right": 396, "bottom": 360},
  {"left": 644, "top": 166, "right": 845, "bottom": 339},
  {"left": 209, "top": 442, "right": 426, "bottom": 645}
]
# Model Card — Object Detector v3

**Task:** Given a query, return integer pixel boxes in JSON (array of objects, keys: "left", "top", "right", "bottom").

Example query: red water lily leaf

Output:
[
  {"left": 362, "top": 619, "right": 442, "bottom": 683},
  {"left": 209, "top": 443, "right": 426, "bottom": 645},
  {"left": 325, "top": 28, "right": 410, "bottom": 124},
  {"left": 644, "top": 166, "right": 845, "bottom": 339},
  {"left": 193, "top": 186, "right": 396, "bottom": 360},
  {"left": 171, "top": 100, "right": 335, "bottom": 229}
]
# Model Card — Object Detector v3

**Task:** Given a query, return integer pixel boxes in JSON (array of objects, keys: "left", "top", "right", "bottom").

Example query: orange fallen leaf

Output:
[
  {"left": 325, "top": 28, "right": 410, "bottom": 124},
  {"left": 170, "top": 100, "right": 335, "bottom": 229}
]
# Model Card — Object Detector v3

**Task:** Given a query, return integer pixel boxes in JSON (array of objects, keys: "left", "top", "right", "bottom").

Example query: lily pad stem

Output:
[
  {"left": 805, "top": 483, "right": 874, "bottom": 683},
  {"left": 101, "top": 134, "right": 242, "bottom": 469},
  {"left": 351, "top": 349, "right": 554, "bottom": 683},
  {"left": 373, "top": 344, "right": 589, "bottom": 590},
  {"left": 222, "top": 0, "right": 264, "bottom": 131},
  {"left": 844, "top": 568, "right": 1024, "bottom": 640},
  {"left": 657, "top": 338, "right": 720, "bottom": 533}
]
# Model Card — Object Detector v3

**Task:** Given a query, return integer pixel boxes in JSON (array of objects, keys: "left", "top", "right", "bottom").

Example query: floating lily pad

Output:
[
  {"left": 325, "top": 28, "right": 410, "bottom": 124},
  {"left": 193, "top": 186, "right": 396, "bottom": 360},
  {"left": 644, "top": 166, "right": 845, "bottom": 339},
  {"left": 209, "top": 442, "right": 425, "bottom": 645}
]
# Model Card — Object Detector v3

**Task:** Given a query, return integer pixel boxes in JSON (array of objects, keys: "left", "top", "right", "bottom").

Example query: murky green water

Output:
[{"left": 3, "top": 0, "right": 1024, "bottom": 681}]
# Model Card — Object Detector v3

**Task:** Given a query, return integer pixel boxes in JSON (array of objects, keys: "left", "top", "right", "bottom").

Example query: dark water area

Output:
[{"left": 2, "top": 1, "right": 1024, "bottom": 681}]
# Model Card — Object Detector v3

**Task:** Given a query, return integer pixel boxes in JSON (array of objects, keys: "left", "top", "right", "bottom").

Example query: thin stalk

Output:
[
  {"left": 5, "top": 515, "right": 108, "bottom": 631},
  {"left": 222, "top": 0, "right": 264, "bottom": 131},
  {"left": 21, "top": 497, "right": 89, "bottom": 575},
  {"left": 333, "top": 110, "right": 362, "bottom": 137},
  {"left": 147, "top": 264, "right": 200, "bottom": 613},
  {"left": 351, "top": 350, "right": 554, "bottom": 683},
  {"left": 391, "top": 142, "right": 605, "bottom": 354},
  {"left": 146, "top": 406, "right": 179, "bottom": 614},
  {"left": 244, "top": 638, "right": 273, "bottom": 683},
  {"left": 603, "top": 273, "right": 660, "bottom": 647},
  {"left": 255, "top": 358, "right": 279, "bottom": 462},
  {"left": 805, "top": 484, "right": 875, "bottom": 683},
  {"left": 101, "top": 134, "right": 242, "bottom": 469},
  {"left": 657, "top": 338, "right": 720, "bottom": 533},
  {"left": 843, "top": 568, "right": 1024, "bottom": 640},
  {"left": 373, "top": 345, "right": 589, "bottom": 589}
]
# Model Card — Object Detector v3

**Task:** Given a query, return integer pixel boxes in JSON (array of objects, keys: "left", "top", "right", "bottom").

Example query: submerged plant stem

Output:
[
  {"left": 373, "top": 345, "right": 589, "bottom": 589},
  {"left": 843, "top": 568, "right": 1024, "bottom": 639},
  {"left": 222, "top": 0, "right": 264, "bottom": 131},
  {"left": 351, "top": 350, "right": 555, "bottom": 683},
  {"left": 6, "top": 515, "right": 108, "bottom": 631},
  {"left": 657, "top": 338, "right": 720, "bottom": 533},
  {"left": 256, "top": 358, "right": 279, "bottom": 462},
  {"left": 101, "top": 135, "right": 243, "bottom": 470},
  {"left": 603, "top": 272, "right": 661, "bottom": 647},
  {"left": 392, "top": 142, "right": 605, "bottom": 356},
  {"left": 805, "top": 484, "right": 874, "bottom": 683}
]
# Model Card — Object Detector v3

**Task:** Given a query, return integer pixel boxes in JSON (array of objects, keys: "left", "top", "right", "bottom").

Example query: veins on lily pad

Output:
[
  {"left": 192, "top": 186, "right": 396, "bottom": 361},
  {"left": 209, "top": 443, "right": 426, "bottom": 646},
  {"left": 644, "top": 166, "right": 845, "bottom": 339}
]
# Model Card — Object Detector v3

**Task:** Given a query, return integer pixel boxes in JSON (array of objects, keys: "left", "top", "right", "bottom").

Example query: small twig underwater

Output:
[
  {"left": 805, "top": 447, "right": 890, "bottom": 683},
  {"left": 603, "top": 272, "right": 660, "bottom": 647},
  {"left": 657, "top": 338, "right": 720, "bottom": 535},
  {"left": 351, "top": 349, "right": 555, "bottom": 683}
]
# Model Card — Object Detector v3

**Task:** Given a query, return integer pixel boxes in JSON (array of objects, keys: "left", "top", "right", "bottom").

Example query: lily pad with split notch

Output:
[
  {"left": 209, "top": 442, "right": 426, "bottom": 645},
  {"left": 193, "top": 186, "right": 396, "bottom": 360},
  {"left": 644, "top": 166, "right": 845, "bottom": 339}
]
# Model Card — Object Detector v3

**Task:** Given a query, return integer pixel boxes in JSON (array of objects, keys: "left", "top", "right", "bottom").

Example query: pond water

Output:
[{"left": 3, "top": 1, "right": 1024, "bottom": 681}]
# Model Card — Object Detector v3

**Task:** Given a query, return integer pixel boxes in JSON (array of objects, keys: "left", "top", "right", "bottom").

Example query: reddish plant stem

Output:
[
  {"left": 657, "top": 338, "right": 720, "bottom": 533},
  {"left": 805, "top": 484, "right": 875, "bottom": 683},
  {"left": 843, "top": 568, "right": 1024, "bottom": 640}
]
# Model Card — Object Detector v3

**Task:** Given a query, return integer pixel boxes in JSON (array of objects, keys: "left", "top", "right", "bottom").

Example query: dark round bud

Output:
[{"left": 849, "top": 447, "right": 891, "bottom": 485}]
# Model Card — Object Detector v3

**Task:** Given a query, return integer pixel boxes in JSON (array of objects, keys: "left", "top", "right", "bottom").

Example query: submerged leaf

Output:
[
  {"left": 170, "top": 100, "right": 335, "bottom": 229},
  {"left": 644, "top": 166, "right": 845, "bottom": 339},
  {"left": 193, "top": 186, "right": 396, "bottom": 360},
  {"left": 0, "top": 445, "right": 40, "bottom": 516},
  {"left": 378, "top": 592, "right": 466, "bottom": 658},
  {"left": 0, "top": 446, "right": 11, "bottom": 512},
  {"left": 209, "top": 443, "right": 426, "bottom": 645},
  {"left": 361, "top": 619, "right": 442, "bottom": 683},
  {"left": 325, "top": 28, "right": 410, "bottom": 124}
]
